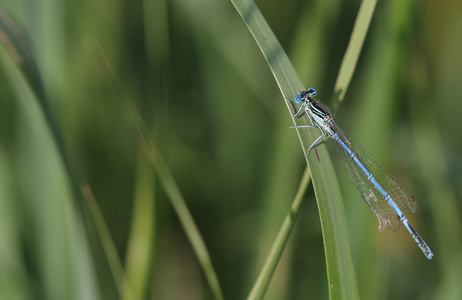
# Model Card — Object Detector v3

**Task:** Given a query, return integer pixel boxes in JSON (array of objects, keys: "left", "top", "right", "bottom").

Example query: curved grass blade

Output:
[
  {"left": 0, "top": 6, "right": 102, "bottom": 299},
  {"left": 0, "top": 5, "right": 80, "bottom": 199},
  {"left": 230, "top": 0, "right": 359, "bottom": 298},
  {"left": 248, "top": 168, "right": 311, "bottom": 299},
  {"left": 88, "top": 43, "right": 224, "bottom": 300},
  {"left": 332, "top": 0, "right": 377, "bottom": 112},
  {"left": 82, "top": 185, "right": 135, "bottom": 300}
]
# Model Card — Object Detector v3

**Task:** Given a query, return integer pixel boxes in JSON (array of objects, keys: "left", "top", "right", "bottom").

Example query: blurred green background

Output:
[{"left": 0, "top": 0, "right": 461, "bottom": 299}]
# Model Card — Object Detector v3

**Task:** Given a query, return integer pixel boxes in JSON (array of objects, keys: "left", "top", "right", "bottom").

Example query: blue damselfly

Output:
[{"left": 291, "top": 87, "right": 433, "bottom": 259}]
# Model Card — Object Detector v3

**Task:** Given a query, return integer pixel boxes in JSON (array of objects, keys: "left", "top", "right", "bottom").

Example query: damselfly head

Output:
[{"left": 294, "top": 87, "right": 317, "bottom": 104}]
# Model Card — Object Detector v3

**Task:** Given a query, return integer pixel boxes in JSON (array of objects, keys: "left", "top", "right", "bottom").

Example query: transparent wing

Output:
[
  {"left": 334, "top": 125, "right": 417, "bottom": 232},
  {"left": 337, "top": 137, "right": 398, "bottom": 231}
]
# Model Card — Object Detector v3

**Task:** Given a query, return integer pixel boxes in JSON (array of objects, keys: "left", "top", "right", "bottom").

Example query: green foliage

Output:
[{"left": 0, "top": 0, "right": 460, "bottom": 299}]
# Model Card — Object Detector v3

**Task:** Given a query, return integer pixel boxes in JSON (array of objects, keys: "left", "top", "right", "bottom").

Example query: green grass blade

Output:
[
  {"left": 230, "top": 0, "right": 359, "bottom": 298},
  {"left": 81, "top": 185, "right": 134, "bottom": 300},
  {"left": 0, "top": 5, "right": 80, "bottom": 197},
  {"left": 123, "top": 153, "right": 156, "bottom": 300},
  {"left": 88, "top": 44, "right": 224, "bottom": 300},
  {"left": 141, "top": 141, "right": 223, "bottom": 300},
  {"left": 248, "top": 168, "right": 311, "bottom": 299},
  {"left": 0, "top": 6, "right": 101, "bottom": 299},
  {"left": 332, "top": 0, "right": 377, "bottom": 111}
]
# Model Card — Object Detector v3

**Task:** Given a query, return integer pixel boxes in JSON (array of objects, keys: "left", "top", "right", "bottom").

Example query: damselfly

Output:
[{"left": 290, "top": 87, "right": 433, "bottom": 259}]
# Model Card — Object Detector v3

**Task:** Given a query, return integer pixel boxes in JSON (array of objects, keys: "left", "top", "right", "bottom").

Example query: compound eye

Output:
[
  {"left": 307, "top": 87, "right": 317, "bottom": 97},
  {"left": 294, "top": 94, "right": 303, "bottom": 103}
]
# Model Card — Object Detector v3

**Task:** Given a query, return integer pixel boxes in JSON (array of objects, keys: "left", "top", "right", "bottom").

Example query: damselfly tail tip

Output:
[{"left": 424, "top": 247, "right": 434, "bottom": 260}]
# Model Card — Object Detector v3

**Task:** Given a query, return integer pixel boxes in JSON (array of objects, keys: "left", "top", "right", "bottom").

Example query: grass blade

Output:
[
  {"left": 88, "top": 43, "right": 224, "bottom": 300},
  {"left": 123, "top": 152, "right": 156, "bottom": 300},
  {"left": 332, "top": 0, "right": 377, "bottom": 111},
  {"left": 82, "top": 185, "right": 134, "bottom": 300},
  {"left": 248, "top": 168, "right": 311, "bottom": 299},
  {"left": 0, "top": 6, "right": 101, "bottom": 299},
  {"left": 230, "top": 0, "right": 359, "bottom": 298}
]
